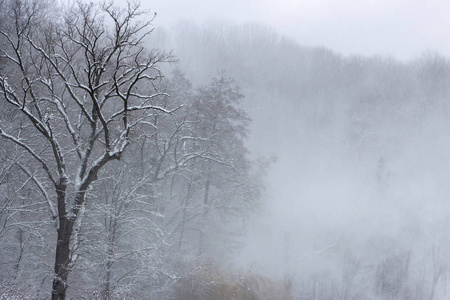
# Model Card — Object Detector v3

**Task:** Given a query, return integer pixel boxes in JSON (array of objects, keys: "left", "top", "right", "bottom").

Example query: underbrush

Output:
[{"left": 173, "top": 260, "right": 293, "bottom": 300}]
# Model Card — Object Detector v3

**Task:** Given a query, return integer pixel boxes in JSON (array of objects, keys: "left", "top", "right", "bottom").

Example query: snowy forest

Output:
[{"left": 2, "top": 0, "right": 450, "bottom": 299}]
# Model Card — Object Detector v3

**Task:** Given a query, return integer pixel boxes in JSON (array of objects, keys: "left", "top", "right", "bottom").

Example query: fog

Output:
[
  {"left": 143, "top": 0, "right": 450, "bottom": 60},
  {"left": 145, "top": 4, "right": 450, "bottom": 297},
  {"left": 2, "top": 0, "right": 450, "bottom": 298}
]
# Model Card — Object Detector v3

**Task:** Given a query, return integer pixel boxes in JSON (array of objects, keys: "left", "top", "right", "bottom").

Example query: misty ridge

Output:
[
  {"left": 153, "top": 21, "right": 450, "bottom": 299},
  {"left": 1, "top": 1, "right": 450, "bottom": 299}
]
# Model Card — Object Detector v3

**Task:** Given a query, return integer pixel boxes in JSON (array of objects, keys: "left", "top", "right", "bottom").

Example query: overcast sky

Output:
[{"left": 142, "top": 0, "right": 450, "bottom": 61}]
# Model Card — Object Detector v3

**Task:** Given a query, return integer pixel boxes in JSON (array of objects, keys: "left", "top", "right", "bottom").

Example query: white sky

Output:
[{"left": 142, "top": 0, "right": 450, "bottom": 61}]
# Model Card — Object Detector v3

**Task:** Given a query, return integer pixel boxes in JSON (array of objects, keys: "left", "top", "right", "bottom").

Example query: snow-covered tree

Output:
[{"left": 0, "top": 0, "right": 173, "bottom": 298}]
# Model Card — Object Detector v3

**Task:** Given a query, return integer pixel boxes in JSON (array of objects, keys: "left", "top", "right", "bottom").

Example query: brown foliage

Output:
[{"left": 173, "top": 261, "right": 293, "bottom": 300}]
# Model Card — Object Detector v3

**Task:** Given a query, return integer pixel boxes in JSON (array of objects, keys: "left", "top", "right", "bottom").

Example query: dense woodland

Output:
[{"left": 2, "top": 0, "right": 450, "bottom": 299}]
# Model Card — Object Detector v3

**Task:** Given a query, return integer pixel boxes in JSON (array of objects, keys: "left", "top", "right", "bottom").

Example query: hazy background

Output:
[
  {"left": 143, "top": 0, "right": 450, "bottom": 60},
  {"left": 117, "top": 0, "right": 450, "bottom": 297}
]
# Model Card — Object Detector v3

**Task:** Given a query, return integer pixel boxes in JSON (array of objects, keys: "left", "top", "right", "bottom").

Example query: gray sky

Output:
[{"left": 143, "top": 0, "right": 450, "bottom": 61}]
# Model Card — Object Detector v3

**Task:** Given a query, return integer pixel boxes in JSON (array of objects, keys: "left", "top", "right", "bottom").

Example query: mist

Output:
[
  {"left": 145, "top": 0, "right": 450, "bottom": 61},
  {"left": 2, "top": 0, "right": 450, "bottom": 299},
  {"left": 149, "top": 18, "right": 450, "bottom": 298}
]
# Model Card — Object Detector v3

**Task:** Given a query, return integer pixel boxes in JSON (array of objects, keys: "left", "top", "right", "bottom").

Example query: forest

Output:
[{"left": 2, "top": 0, "right": 450, "bottom": 299}]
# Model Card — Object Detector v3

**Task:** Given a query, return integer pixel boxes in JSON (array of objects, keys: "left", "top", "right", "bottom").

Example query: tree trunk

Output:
[
  {"left": 104, "top": 261, "right": 112, "bottom": 300},
  {"left": 198, "top": 180, "right": 210, "bottom": 256},
  {"left": 103, "top": 216, "right": 117, "bottom": 300},
  {"left": 52, "top": 216, "right": 74, "bottom": 300}
]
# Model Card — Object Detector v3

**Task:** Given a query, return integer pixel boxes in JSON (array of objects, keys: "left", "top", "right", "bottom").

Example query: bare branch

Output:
[{"left": 0, "top": 128, "right": 56, "bottom": 186}]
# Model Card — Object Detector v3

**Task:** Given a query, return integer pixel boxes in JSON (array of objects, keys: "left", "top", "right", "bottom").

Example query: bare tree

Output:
[
  {"left": 0, "top": 0, "right": 173, "bottom": 298},
  {"left": 158, "top": 71, "right": 263, "bottom": 266}
]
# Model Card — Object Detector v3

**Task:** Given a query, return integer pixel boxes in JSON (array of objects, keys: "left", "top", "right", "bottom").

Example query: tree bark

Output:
[{"left": 52, "top": 216, "right": 74, "bottom": 300}]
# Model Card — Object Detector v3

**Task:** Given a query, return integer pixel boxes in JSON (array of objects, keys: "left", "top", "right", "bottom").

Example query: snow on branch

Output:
[{"left": 0, "top": 128, "right": 56, "bottom": 187}]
